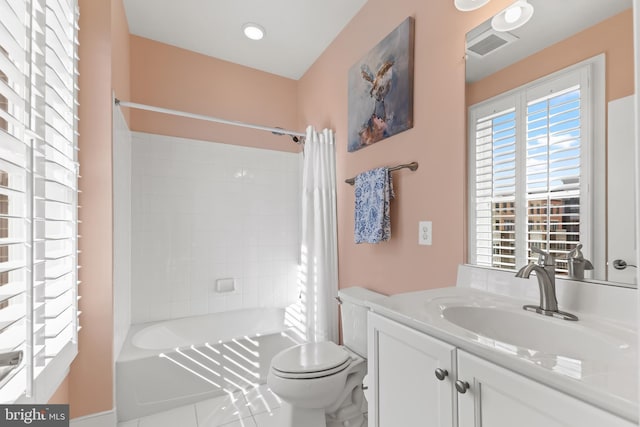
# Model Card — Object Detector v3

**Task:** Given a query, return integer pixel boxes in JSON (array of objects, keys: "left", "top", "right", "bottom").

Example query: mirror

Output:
[{"left": 465, "top": 0, "right": 636, "bottom": 286}]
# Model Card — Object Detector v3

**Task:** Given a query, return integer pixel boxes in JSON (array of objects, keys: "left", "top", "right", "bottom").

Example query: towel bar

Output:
[{"left": 345, "top": 162, "right": 419, "bottom": 185}]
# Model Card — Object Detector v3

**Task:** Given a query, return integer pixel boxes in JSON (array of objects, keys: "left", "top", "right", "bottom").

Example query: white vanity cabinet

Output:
[
  {"left": 368, "top": 312, "right": 636, "bottom": 427},
  {"left": 456, "top": 350, "right": 635, "bottom": 427},
  {"left": 368, "top": 312, "right": 456, "bottom": 427}
]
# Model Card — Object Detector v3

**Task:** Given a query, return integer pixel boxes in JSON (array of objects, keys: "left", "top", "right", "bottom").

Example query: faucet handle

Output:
[{"left": 532, "top": 247, "right": 555, "bottom": 266}]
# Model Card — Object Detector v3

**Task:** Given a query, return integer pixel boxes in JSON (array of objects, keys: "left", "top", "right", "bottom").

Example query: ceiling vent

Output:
[{"left": 466, "top": 28, "right": 518, "bottom": 57}]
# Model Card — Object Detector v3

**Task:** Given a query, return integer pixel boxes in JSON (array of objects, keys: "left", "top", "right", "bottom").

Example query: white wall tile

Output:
[
  {"left": 242, "top": 292, "right": 259, "bottom": 308},
  {"left": 171, "top": 300, "right": 191, "bottom": 319},
  {"left": 208, "top": 295, "right": 227, "bottom": 313},
  {"left": 190, "top": 297, "right": 208, "bottom": 316},
  {"left": 226, "top": 294, "right": 244, "bottom": 311},
  {"left": 131, "top": 133, "right": 301, "bottom": 323},
  {"left": 113, "top": 108, "right": 132, "bottom": 357}
]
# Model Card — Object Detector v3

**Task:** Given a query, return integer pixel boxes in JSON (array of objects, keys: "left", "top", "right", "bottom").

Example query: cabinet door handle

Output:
[
  {"left": 434, "top": 368, "right": 448, "bottom": 381},
  {"left": 455, "top": 380, "right": 470, "bottom": 394}
]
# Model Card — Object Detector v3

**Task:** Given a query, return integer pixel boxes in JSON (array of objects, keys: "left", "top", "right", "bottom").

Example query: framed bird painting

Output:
[{"left": 347, "top": 17, "right": 415, "bottom": 152}]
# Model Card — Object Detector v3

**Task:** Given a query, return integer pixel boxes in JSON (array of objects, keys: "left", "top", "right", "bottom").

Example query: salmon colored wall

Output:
[
  {"left": 298, "top": 0, "right": 513, "bottom": 295},
  {"left": 65, "top": 0, "right": 130, "bottom": 418},
  {"left": 112, "top": 0, "right": 131, "bottom": 122},
  {"left": 128, "top": 36, "right": 300, "bottom": 152},
  {"left": 467, "top": 9, "right": 635, "bottom": 106},
  {"left": 47, "top": 375, "right": 69, "bottom": 405}
]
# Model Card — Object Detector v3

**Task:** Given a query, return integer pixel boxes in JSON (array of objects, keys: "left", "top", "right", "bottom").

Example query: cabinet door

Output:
[
  {"left": 457, "top": 350, "right": 635, "bottom": 427},
  {"left": 368, "top": 312, "right": 456, "bottom": 427}
]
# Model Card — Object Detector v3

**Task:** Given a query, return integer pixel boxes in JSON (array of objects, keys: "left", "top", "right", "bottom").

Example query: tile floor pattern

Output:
[{"left": 118, "top": 385, "right": 283, "bottom": 427}]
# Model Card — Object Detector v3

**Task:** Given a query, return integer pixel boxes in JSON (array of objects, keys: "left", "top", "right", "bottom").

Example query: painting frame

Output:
[{"left": 347, "top": 17, "right": 415, "bottom": 152}]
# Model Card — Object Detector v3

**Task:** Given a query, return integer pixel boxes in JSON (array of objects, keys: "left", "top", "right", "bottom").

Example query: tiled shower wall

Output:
[
  {"left": 131, "top": 132, "right": 301, "bottom": 323},
  {"left": 113, "top": 106, "right": 132, "bottom": 356}
]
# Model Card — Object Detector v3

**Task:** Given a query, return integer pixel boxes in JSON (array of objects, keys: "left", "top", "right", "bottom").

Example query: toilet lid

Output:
[{"left": 271, "top": 342, "right": 350, "bottom": 376}]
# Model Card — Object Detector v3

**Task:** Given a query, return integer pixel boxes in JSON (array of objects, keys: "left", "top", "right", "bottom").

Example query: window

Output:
[
  {"left": 468, "top": 59, "right": 601, "bottom": 275},
  {"left": 0, "top": 0, "right": 79, "bottom": 402}
]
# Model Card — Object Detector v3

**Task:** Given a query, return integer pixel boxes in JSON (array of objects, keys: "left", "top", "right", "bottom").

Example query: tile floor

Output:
[{"left": 117, "top": 384, "right": 283, "bottom": 427}]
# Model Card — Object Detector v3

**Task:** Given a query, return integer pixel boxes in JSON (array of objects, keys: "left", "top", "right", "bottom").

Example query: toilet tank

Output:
[{"left": 338, "top": 287, "right": 386, "bottom": 358}]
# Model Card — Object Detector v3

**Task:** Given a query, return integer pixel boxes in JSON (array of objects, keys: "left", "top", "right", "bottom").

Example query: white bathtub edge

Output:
[{"left": 118, "top": 307, "right": 287, "bottom": 362}]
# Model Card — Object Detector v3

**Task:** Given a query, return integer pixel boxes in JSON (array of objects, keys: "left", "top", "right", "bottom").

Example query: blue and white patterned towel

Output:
[{"left": 354, "top": 167, "right": 395, "bottom": 244}]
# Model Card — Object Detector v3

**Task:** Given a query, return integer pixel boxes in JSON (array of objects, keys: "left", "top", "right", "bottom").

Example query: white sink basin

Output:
[
  {"left": 369, "top": 287, "right": 636, "bottom": 367},
  {"left": 366, "top": 279, "right": 638, "bottom": 422},
  {"left": 441, "top": 305, "right": 627, "bottom": 361}
]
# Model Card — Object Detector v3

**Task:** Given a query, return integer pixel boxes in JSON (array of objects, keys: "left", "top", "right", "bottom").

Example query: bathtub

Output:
[{"left": 116, "top": 307, "right": 303, "bottom": 421}]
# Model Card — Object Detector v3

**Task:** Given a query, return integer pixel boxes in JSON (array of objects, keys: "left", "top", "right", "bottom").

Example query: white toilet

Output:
[{"left": 267, "top": 287, "right": 384, "bottom": 427}]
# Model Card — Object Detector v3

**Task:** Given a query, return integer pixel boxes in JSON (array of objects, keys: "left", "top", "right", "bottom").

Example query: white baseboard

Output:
[{"left": 70, "top": 409, "right": 116, "bottom": 427}]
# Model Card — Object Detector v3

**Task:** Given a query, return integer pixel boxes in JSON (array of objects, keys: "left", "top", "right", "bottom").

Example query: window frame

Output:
[{"left": 467, "top": 55, "right": 606, "bottom": 277}]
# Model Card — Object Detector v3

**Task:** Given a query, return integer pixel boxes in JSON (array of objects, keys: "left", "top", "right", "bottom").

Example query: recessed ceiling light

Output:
[
  {"left": 492, "top": 0, "right": 534, "bottom": 32},
  {"left": 242, "top": 23, "right": 265, "bottom": 41}
]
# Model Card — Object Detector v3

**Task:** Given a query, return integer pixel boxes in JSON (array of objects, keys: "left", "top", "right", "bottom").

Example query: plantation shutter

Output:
[
  {"left": 39, "top": 0, "right": 79, "bottom": 371},
  {"left": 473, "top": 107, "right": 517, "bottom": 270},
  {"left": 0, "top": 0, "right": 78, "bottom": 403},
  {"left": 0, "top": 0, "right": 29, "bottom": 400},
  {"left": 469, "top": 64, "right": 591, "bottom": 274},
  {"left": 525, "top": 85, "right": 583, "bottom": 273}
]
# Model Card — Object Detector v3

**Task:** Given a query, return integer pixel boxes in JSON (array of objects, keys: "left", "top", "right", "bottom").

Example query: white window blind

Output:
[
  {"left": 469, "top": 63, "right": 592, "bottom": 274},
  {"left": 0, "top": 0, "right": 78, "bottom": 403}
]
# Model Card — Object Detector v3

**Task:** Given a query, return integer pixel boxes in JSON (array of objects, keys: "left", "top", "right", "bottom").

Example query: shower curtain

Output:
[{"left": 299, "top": 126, "right": 339, "bottom": 343}]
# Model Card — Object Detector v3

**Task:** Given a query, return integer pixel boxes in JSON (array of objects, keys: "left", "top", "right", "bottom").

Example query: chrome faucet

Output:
[{"left": 516, "top": 248, "right": 578, "bottom": 321}]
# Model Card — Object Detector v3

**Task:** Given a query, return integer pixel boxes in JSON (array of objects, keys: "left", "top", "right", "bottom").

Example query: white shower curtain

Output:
[{"left": 298, "top": 126, "right": 339, "bottom": 343}]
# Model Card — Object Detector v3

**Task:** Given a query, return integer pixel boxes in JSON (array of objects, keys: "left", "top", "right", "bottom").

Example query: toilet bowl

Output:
[
  {"left": 267, "top": 287, "right": 385, "bottom": 427},
  {"left": 268, "top": 342, "right": 367, "bottom": 427}
]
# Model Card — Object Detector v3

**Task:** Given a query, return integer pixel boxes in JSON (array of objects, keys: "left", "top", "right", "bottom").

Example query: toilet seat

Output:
[
  {"left": 272, "top": 358, "right": 351, "bottom": 379},
  {"left": 271, "top": 341, "right": 352, "bottom": 379}
]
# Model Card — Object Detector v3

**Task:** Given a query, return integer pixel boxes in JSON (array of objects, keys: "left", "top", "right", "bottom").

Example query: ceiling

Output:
[
  {"left": 466, "top": 0, "right": 632, "bottom": 82},
  {"left": 123, "top": 0, "right": 633, "bottom": 82},
  {"left": 122, "top": 0, "right": 368, "bottom": 80}
]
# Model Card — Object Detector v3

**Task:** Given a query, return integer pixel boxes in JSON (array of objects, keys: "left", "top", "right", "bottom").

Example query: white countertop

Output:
[{"left": 367, "top": 268, "right": 638, "bottom": 423}]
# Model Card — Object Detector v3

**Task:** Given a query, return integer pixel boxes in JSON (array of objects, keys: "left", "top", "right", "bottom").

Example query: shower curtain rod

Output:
[{"left": 114, "top": 99, "right": 306, "bottom": 143}]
